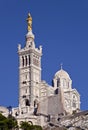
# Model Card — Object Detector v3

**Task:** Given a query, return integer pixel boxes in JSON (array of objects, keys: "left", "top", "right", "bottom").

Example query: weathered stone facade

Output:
[
  {"left": 12, "top": 13, "right": 80, "bottom": 127},
  {"left": 0, "top": 13, "right": 80, "bottom": 127},
  {"left": 45, "top": 110, "right": 88, "bottom": 130}
]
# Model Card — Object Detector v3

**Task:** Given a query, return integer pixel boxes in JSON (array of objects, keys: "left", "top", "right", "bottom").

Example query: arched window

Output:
[
  {"left": 22, "top": 56, "right": 24, "bottom": 67},
  {"left": 57, "top": 78, "right": 60, "bottom": 87},
  {"left": 28, "top": 121, "right": 33, "bottom": 125},
  {"left": 25, "top": 99, "right": 30, "bottom": 106},
  {"left": 25, "top": 56, "right": 27, "bottom": 66},
  {"left": 55, "top": 88, "right": 58, "bottom": 94},
  {"left": 72, "top": 94, "right": 77, "bottom": 108},
  {"left": 29, "top": 55, "right": 31, "bottom": 65},
  {"left": 72, "top": 102, "right": 76, "bottom": 108}
]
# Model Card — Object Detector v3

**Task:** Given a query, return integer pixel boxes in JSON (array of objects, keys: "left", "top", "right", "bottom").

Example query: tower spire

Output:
[
  {"left": 27, "top": 13, "right": 32, "bottom": 32},
  {"left": 26, "top": 12, "right": 35, "bottom": 48}
]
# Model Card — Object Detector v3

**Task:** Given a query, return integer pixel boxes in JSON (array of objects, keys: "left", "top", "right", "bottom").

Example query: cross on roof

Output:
[{"left": 60, "top": 63, "right": 63, "bottom": 70}]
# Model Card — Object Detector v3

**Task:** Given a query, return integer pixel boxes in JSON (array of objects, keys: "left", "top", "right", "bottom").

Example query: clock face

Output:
[{"left": 33, "top": 58, "right": 39, "bottom": 67}]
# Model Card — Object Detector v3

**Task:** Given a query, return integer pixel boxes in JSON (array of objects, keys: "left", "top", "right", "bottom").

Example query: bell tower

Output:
[{"left": 18, "top": 13, "right": 42, "bottom": 108}]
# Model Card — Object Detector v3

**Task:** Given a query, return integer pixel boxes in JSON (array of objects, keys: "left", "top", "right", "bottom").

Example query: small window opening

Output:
[
  {"left": 57, "top": 79, "right": 60, "bottom": 87},
  {"left": 25, "top": 56, "right": 27, "bottom": 66},
  {"left": 29, "top": 55, "right": 31, "bottom": 65},
  {"left": 22, "top": 56, "right": 24, "bottom": 67},
  {"left": 25, "top": 99, "right": 30, "bottom": 106},
  {"left": 73, "top": 102, "right": 76, "bottom": 108}
]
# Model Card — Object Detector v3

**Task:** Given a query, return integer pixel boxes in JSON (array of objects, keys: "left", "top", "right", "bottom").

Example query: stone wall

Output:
[
  {"left": 38, "top": 94, "right": 64, "bottom": 116},
  {"left": 45, "top": 110, "right": 88, "bottom": 130}
]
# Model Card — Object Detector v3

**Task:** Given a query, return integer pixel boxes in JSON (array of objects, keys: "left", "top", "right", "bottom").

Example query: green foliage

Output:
[
  {"left": 20, "top": 121, "right": 30, "bottom": 130},
  {"left": 7, "top": 114, "right": 18, "bottom": 129},
  {"left": 0, "top": 114, "right": 42, "bottom": 130},
  {"left": 0, "top": 113, "right": 18, "bottom": 130},
  {"left": 20, "top": 121, "right": 42, "bottom": 130},
  {"left": 32, "top": 125, "right": 42, "bottom": 130},
  {"left": 0, "top": 113, "right": 8, "bottom": 129},
  {"left": 0, "top": 113, "right": 7, "bottom": 120}
]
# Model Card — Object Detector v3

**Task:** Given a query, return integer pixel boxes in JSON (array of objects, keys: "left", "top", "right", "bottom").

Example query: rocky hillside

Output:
[{"left": 44, "top": 110, "right": 88, "bottom": 130}]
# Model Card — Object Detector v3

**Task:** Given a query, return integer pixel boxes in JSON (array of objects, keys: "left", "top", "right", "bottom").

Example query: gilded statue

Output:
[{"left": 27, "top": 13, "right": 32, "bottom": 31}]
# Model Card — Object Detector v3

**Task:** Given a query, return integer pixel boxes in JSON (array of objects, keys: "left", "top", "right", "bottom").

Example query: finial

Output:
[
  {"left": 60, "top": 63, "right": 63, "bottom": 70},
  {"left": 27, "top": 13, "right": 32, "bottom": 31}
]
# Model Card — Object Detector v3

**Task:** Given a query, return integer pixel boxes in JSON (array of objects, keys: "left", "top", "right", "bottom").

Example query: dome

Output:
[{"left": 54, "top": 69, "right": 70, "bottom": 79}]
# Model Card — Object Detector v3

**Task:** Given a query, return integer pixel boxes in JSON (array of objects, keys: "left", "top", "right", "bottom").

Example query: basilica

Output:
[{"left": 0, "top": 13, "right": 80, "bottom": 127}]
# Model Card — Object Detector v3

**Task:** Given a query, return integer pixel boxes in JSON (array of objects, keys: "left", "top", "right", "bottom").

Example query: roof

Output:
[{"left": 54, "top": 69, "right": 70, "bottom": 79}]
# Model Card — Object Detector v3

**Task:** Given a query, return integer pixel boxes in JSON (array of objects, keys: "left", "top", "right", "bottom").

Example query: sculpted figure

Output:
[{"left": 27, "top": 13, "right": 32, "bottom": 31}]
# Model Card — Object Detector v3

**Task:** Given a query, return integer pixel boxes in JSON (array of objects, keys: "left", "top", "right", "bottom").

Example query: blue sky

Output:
[{"left": 0, "top": 0, "right": 88, "bottom": 110}]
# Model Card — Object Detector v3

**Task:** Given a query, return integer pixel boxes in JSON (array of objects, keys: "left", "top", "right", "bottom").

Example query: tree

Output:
[
  {"left": 32, "top": 125, "right": 42, "bottom": 130},
  {"left": 20, "top": 121, "right": 43, "bottom": 130},
  {"left": 6, "top": 114, "right": 18, "bottom": 130},
  {"left": 0, "top": 113, "right": 18, "bottom": 130},
  {"left": 0, "top": 113, "right": 7, "bottom": 129},
  {"left": 20, "top": 121, "right": 30, "bottom": 130}
]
